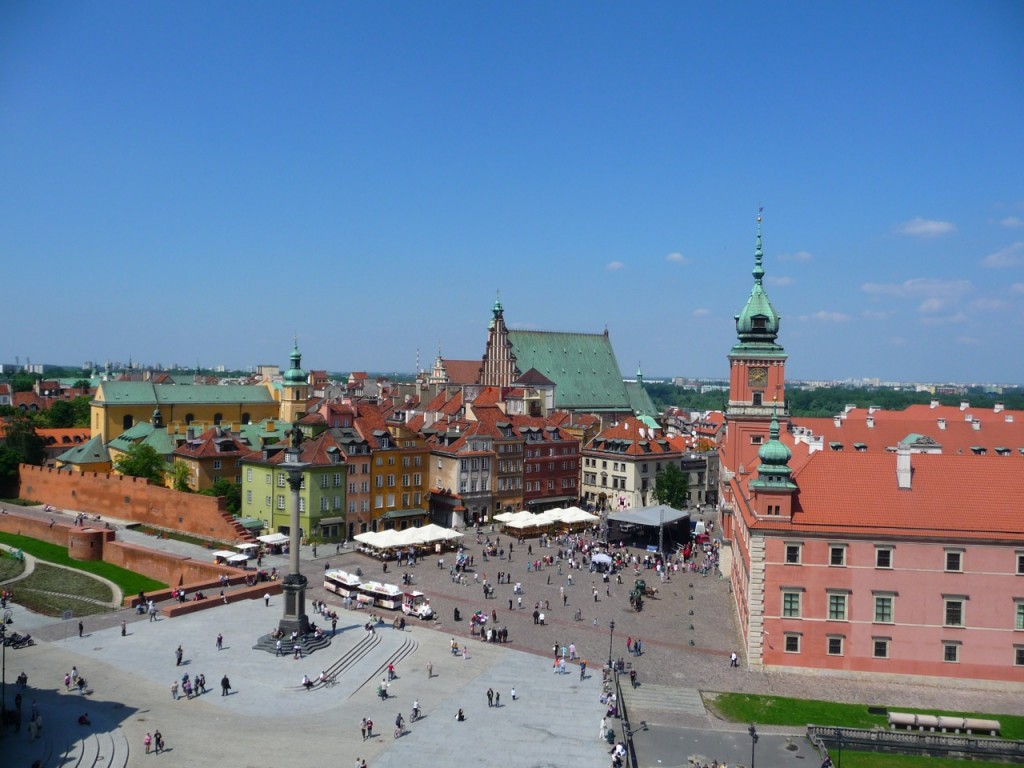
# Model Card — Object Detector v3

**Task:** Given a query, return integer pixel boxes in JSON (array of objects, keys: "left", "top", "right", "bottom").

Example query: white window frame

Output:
[
  {"left": 875, "top": 547, "right": 893, "bottom": 569},
  {"left": 783, "top": 633, "right": 801, "bottom": 654},
  {"left": 943, "top": 596, "right": 966, "bottom": 627},
  {"left": 942, "top": 641, "right": 961, "bottom": 663}
]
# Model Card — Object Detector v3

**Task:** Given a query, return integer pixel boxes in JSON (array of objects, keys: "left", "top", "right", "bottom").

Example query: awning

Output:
[
  {"left": 227, "top": 553, "right": 250, "bottom": 563},
  {"left": 211, "top": 550, "right": 235, "bottom": 558},
  {"left": 318, "top": 517, "right": 345, "bottom": 526},
  {"left": 235, "top": 542, "right": 260, "bottom": 551},
  {"left": 257, "top": 533, "right": 290, "bottom": 545}
]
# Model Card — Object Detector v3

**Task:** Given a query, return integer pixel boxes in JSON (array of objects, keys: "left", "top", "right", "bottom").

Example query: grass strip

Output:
[
  {"left": 0, "top": 551, "right": 27, "bottom": 581},
  {"left": 0, "top": 531, "right": 166, "bottom": 596},
  {"left": 834, "top": 751, "right": 1019, "bottom": 768},
  {"left": 708, "top": 692, "right": 1024, "bottom": 740}
]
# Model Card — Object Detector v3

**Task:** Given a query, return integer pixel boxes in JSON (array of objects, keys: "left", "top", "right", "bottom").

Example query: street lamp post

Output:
[
  {"left": 608, "top": 620, "right": 616, "bottom": 669},
  {"left": 835, "top": 727, "right": 843, "bottom": 768},
  {"left": 748, "top": 724, "right": 759, "bottom": 768}
]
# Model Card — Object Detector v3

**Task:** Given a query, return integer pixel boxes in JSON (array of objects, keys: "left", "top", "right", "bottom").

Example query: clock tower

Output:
[{"left": 722, "top": 214, "right": 787, "bottom": 478}]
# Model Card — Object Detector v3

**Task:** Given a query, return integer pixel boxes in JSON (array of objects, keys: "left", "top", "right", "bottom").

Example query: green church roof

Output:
[
  {"left": 96, "top": 381, "right": 275, "bottom": 406},
  {"left": 55, "top": 434, "right": 109, "bottom": 465},
  {"left": 507, "top": 329, "right": 633, "bottom": 412}
]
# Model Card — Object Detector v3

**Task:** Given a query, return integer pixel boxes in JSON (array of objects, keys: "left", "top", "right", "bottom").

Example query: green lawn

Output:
[
  {"left": 0, "top": 531, "right": 166, "bottom": 598},
  {"left": 837, "top": 752, "right": 1018, "bottom": 768},
  {"left": 13, "top": 562, "right": 116, "bottom": 617},
  {"left": 707, "top": 692, "right": 1024, "bottom": 740},
  {"left": 0, "top": 550, "right": 27, "bottom": 581}
]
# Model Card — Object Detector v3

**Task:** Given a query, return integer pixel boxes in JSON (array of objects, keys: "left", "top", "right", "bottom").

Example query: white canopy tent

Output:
[
  {"left": 211, "top": 550, "right": 235, "bottom": 559},
  {"left": 257, "top": 533, "right": 290, "bottom": 546},
  {"left": 227, "top": 553, "right": 250, "bottom": 563}
]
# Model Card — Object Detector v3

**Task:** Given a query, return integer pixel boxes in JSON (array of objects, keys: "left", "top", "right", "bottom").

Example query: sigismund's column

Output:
[{"left": 278, "top": 424, "right": 310, "bottom": 637}]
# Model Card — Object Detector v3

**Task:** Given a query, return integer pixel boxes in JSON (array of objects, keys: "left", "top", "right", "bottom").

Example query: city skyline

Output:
[{"left": 2, "top": 3, "right": 1022, "bottom": 383}]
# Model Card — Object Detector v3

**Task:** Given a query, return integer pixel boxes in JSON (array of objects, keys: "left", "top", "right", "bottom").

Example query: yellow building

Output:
[{"left": 90, "top": 381, "right": 278, "bottom": 443}]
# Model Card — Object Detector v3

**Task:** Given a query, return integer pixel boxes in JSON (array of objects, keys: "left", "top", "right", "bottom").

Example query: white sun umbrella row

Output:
[
  {"left": 353, "top": 524, "right": 464, "bottom": 550},
  {"left": 501, "top": 506, "right": 599, "bottom": 529}
]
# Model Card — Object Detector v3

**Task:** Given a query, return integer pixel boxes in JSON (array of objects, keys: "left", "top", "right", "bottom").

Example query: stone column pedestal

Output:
[{"left": 278, "top": 573, "right": 309, "bottom": 638}]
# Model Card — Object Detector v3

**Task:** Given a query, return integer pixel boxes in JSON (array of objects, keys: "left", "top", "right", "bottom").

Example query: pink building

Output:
[{"left": 719, "top": 219, "right": 1024, "bottom": 687}]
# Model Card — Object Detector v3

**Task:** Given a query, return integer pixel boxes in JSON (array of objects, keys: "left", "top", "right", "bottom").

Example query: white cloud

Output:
[
  {"left": 606, "top": 261, "right": 625, "bottom": 271},
  {"left": 861, "top": 309, "right": 893, "bottom": 321},
  {"left": 918, "top": 298, "right": 945, "bottom": 314},
  {"left": 921, "top": 311, "right": 968, "bottom": 326},
  {"left": 765, "top": 275, "right": 793, "bottom": 287},
  {"left": 981, "top": 242, "right": 1024, "bottom": 268},
  {"left": 799, "top": 311, "right": 850, "bottom": 323},
  {"left": 955, "top": 335, "right": 980, "bottom": 345},
  {"left": 665, "top": 252, "right": 688, "bottom": 263},
  {"left": 692, "top": 308, "right": 711, "bottom": 317},
  {"left": 778, "top": 250, "right": 813, "bottom": 262},
  {"left": 888, "top": 336, "right": 907, "bottom": 346},
  {"left": 998, "top": 216, "right": 1024, "bottom": 228},
  {"left": 861, "top": 278, "right": 972, "bottom": 304},
  {"left": 1011, "top": 282, "right": 1024, "bottom": 294},
  {"left": 897, "top": 217, "right": 956, "bottom": 237},
  {"left": 968, "top": 297, "right": 1006, "bottom": 312}
]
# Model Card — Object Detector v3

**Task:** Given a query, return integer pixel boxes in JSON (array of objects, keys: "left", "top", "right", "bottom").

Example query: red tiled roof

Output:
[
  {"left": 748, "top": 451, "right": 1024, "bottom": 542},
  {"left": 442, "top": 359, "right": 482, "bottom": 385}
]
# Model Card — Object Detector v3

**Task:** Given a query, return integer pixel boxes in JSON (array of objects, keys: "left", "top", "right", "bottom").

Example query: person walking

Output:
[
  {"left": 216, "top": 633, "right": 224, "bottom": 651},
  {"left": 154, "top": 730, "right": 164, "bottom": 753},
  {"left": 144, "top": 732, "right": 152, "bottom": 754},
  {"left": 730, "top": 651, "right": 738, "bottom": 668},
  {"left": 487, "top": 687, "right": 494, "bottom": 707},
  {"left": 120, "top": 620, "right": 126, "bottom": 637},
  {"left": 510, "top": 686, "right": 517, "bottom": 701},
  {"left": 264, "top": 592, "right": 271, "bottom": 607},
  {"left": 176, "top": 645, "right": 184, "bottom": 666},
  {"left": 171, "top": 681, "right": 178, "bottom": 700},
  {"left": 494, "top": 690, "right": 500, "bottom": 707},
  {"left": 427, "top": 660, "right": 433, "bottom": 679},
  {"left": 220, "top": 674, "right": 231, "bottom": 696},
  {"left": 78, "top": 621, "right": 84, "bottom": 638}
]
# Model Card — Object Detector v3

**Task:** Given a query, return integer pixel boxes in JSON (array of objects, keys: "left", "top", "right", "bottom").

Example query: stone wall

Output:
[{"left": 18, "top": 464, "right": 244, "bottom": 542}]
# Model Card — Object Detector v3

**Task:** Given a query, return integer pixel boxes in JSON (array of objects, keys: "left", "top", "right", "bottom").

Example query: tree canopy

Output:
[
  {"left": 113, "top": 444, "right": 166, "bottom": 484},
  {"left": 652, "top": 463, "right": 689, "bottom": 509},
  {"left": 201, "top": 478, "right": 242, "bottom": 514}
]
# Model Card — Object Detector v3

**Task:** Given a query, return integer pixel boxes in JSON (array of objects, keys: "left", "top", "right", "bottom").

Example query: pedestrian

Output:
[
  {"left": 361, "top": 717, "right": 367, "bottom": 740},
  {"left": 511, "top": 686, "right": 517, "bottom": 701},
  {"left": 563, "top": 593, "right": 568, "bottom": 607},
  {"left": 154, "top": 730, "right": 164, "bottom": 753},
  {"left": 144, "top": 732, "right": 152, "bottom": 754},
  {"left": 487, "top": 687, "right": 494, "bottom": 707},
  {"left": 78, "top": 621, "right": 84, "bottom": 638},
  {"left": 635, "top": 639, "right": 642, "bottom": 656},
  {"left": 559, "top": 657, "right": 567, "bottom": 675},
  {"left": 149, "top": 602, "right": 157, "bottom": 621},
  {"left": 71, "top": 666, "right": 79, "bottom": 685},
  {"left": 276, "top": 639, "right": 283, "bottom": 656},
  {"left": 264, "top": 592, "right": 271, "bottom": 607},
  {"left": 730, "top": 651, "right": 738, "bottom": 667},
  {"left": 176, "top": 645, "right": 183, "bottom": 666},
  {"left": 580, "top": 660, "right": 587, "bottom": 680},
  {"left": 220, "top": 674, "right": 231, "bottom": 696},
  {"left": 120, "top": 620, "right": 126, "bottom": 637},
  {"left": 64, "top": 672, "right": 71, "bottom": 692},
  {"left": 216, "top": 633, "right": 223, "bottom": 651},
  {"left": 626, "top": 636, "right": 632, "bottom": 654},
  {"left": 600, "top": 716, "right": 607, "bottom": 740},
  {"left": 494, "top": 690, "right": 500, "bottom": 707},
  {"left": 171, "top": 681, "right": 179, "bottom": 700},
  {"left": 427, "top": 660, "right": 433, "bottom": 679}
]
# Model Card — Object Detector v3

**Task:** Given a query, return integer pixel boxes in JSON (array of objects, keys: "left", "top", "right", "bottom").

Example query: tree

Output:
[
  {"left": 201, "top": 478, "right": 242, "bottom": 514},
  {"left": 72, "top": 379, "right": 92, "bottom": 389},
  {"left": 171, "top": 461, "right": 193, "bottom": 493},
  {"left": 114, "top": 443, "right": 166, "bottom": 484},
  {"left": 44, "top": 400, "right": 77, "bottom": 428},
  {"left": 0, "top": 445, "right": 23, "bottom": 494},
  {"left": 652, "top": 463, "right": 689, "bottom": 509},
  {"left": 2, "top": 416, "right": 46, "bottom": 466}
]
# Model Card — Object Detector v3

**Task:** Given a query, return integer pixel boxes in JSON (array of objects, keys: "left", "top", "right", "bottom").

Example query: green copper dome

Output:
[
  {"left": 752, "top": 407, "right": 797, "bottom": 491},
  {"left": 283, "top": 343, "right": 306, "bottom": 385},
  {"left": 734, "top": 216, "right": 782, "bottom": 345}
]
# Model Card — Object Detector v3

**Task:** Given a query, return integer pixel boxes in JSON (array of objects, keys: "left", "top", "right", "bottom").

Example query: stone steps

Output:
[
  {"left": 60, "top": 728, "right": 131, "bottom": 768},
  {"left": 622, "top": 682, "right": 707, "bottom": 717}
]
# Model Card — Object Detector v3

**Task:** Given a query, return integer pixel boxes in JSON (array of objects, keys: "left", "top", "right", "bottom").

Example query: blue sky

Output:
[{"left": 2, "top": 2, "right": 1022, "bottom": 384}]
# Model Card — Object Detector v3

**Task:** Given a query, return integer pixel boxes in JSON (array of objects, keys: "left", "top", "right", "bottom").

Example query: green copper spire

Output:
[
  {"left": 283, "top": 340, "right": 306, "bottom": 385},
  {"left": 733, "top": 210, "right": 783, "bottom": 351}
]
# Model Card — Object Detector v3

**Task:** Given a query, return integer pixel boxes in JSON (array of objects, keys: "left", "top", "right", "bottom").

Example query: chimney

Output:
[
  {"left": 1006, "top": 414, "right": 1015, "bottom": 423},
  {"left": 994, "top": 402, "right": 1004, "bottom": 413},
  {"left": 896, "top": 447, "right": 912, "bottom": 490},
  {"left": 866, "top": 416, "right": 875, "bottom": 428},
  {"left": 937, "top": 418, "right": 946, "bottom": 430},
  {"left": 930, "top": 399, "right": 939, "bottom": 409},
  {"left": 868, "top": 405, "right": 880, "bottom": 415},
  {"left": 833, "top": 416, "right": 842, "bottom": 428},
  {"left": 960, "top": 400, "right": 969, "bottom": 411},
  {"left": 972, "top": 419, "right": 981, "bottom": 431}
]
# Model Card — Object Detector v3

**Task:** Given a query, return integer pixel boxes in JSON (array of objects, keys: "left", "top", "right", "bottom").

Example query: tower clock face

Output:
[{"left": 748, "top": 366, "right": 768, "bottom": 388}]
